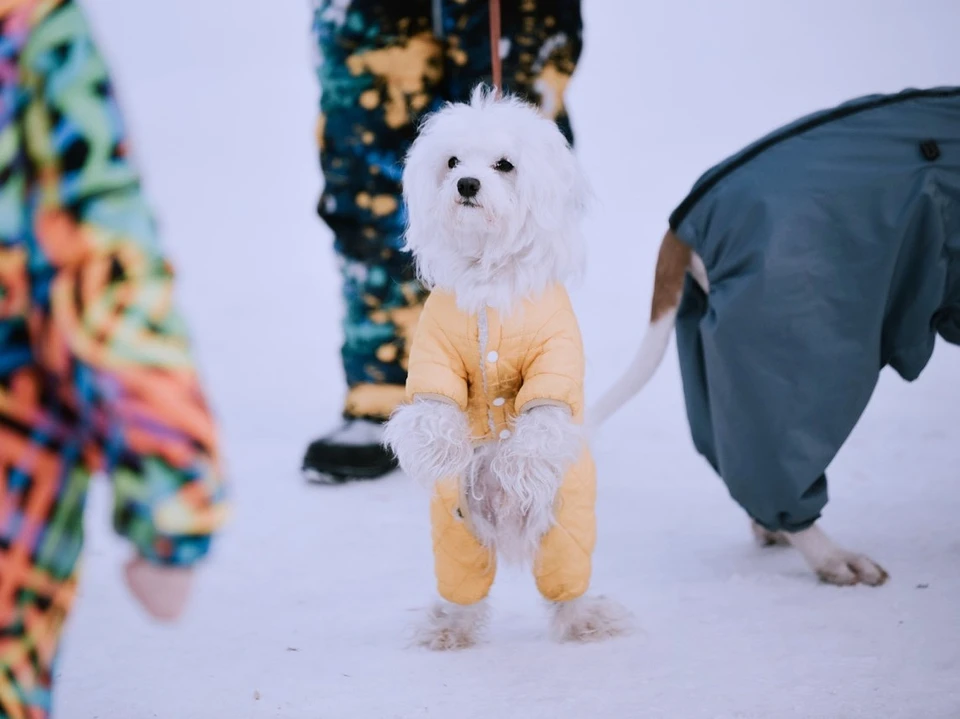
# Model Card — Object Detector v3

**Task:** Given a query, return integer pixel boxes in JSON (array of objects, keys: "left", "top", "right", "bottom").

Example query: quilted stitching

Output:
[{"left": 411, "top": 285, "right": 596, "bottom": 604}]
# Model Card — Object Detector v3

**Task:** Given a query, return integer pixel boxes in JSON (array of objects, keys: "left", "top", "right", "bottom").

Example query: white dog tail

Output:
[
  {"left": 587, "top": 309, "right": 677, "bottom": 428},
  {"left": 587, "top": 230, "right": 693, "bottom": 430}
]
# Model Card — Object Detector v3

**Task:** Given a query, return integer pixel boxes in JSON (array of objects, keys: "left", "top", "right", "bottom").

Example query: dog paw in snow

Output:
[
  {"left": 785, "top": 524, "right": 889, "bottom": 587},
  {"left": 812, "top": 551, "right": 889, "bottom": 586},
  {"left": 411, "top": 600, "right": 490, "bottom": 651},
  {"left": 549, "top": 595, "right": 632, "bottom": 643}
]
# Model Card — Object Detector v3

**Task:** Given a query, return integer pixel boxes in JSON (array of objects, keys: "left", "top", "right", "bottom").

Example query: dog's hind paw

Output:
[
  {"left": 786, "top": 524, "right": 889, "bottom": 587},
  {"left": 814, "top": 552, "right": 889, "bottom": 587},
  {"left": 411, "top": 600, "right": 489, "bottom": 651},
  {"left": 549, "top": 595, "right": 632, "bottom": 643}
]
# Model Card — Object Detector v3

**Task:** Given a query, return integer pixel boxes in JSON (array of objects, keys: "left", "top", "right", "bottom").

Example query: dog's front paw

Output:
[
  {"left": 491, "top": 405, "right": 582, "bottom": 508},
  {"left": 411, "top": 600, "right": 489, "bottom": 651},
  {"left": 550, "top": 595, "right": 632, "bottom": 643},
  {"left": 383, "top": 398, "right": 472, "bottom": 486}
]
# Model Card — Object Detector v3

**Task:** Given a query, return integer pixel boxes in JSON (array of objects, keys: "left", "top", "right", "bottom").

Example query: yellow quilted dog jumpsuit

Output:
[{"left": 405, "top": 284, "right": 596, "bottom": 605}]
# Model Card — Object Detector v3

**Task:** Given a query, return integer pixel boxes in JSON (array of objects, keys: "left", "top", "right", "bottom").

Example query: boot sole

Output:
[{"left": 302, "top": 464, "right": 397, "bottom": 484}]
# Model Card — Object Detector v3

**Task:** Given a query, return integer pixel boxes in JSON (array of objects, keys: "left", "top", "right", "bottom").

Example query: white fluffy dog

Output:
[{"left": 384, "top": 86, "right": 629, "bottom": 650}]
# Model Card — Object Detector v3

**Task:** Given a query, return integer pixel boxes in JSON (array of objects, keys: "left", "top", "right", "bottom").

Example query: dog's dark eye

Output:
[
  {"left": 448, "top": 156, "right": 459, "bottom": 169},
  {"left": 493, "top": 158, "right": 514, "bottom": 173}
]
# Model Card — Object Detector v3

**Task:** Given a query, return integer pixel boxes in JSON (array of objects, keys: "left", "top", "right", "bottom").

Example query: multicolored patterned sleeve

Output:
[{"left": 18, "top": 0, "right": 228, "bottom": 566}]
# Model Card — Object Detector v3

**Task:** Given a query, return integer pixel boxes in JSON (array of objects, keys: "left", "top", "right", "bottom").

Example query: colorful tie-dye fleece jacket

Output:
[{"left": 0, "top": 1, "right": 228, "bottom": 715}]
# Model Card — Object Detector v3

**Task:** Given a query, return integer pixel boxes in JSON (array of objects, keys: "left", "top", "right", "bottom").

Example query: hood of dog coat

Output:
[{"left": 667, "top": 86, "right": 960, "bottom": 534}]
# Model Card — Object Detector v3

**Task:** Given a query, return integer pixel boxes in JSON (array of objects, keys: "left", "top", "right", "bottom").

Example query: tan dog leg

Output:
[
  {"left": 533, "top": 452, "right": 631, "bottom": 642},
  {"left": 414, "top": 479, "right": 496, "bottom": 650}
]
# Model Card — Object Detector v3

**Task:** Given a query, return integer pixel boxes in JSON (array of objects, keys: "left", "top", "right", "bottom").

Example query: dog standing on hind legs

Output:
[
  {"left": 383, "top": 86, "right": 630, "bottom": 649},
  {"left": 589, "top": 86, "right": 960, "bottom": 587}
]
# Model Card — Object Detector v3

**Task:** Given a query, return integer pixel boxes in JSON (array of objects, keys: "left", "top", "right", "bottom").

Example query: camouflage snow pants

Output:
[{"left": 311, "top": 0, "right": 583, "bottom": 420}]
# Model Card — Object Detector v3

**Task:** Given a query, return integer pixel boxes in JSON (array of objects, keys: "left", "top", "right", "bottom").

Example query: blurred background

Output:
[{"left": 54, "top": 1, "right": 959, "bottom": 717}]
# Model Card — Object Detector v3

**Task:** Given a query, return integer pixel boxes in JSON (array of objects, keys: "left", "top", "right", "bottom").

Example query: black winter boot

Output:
[{"left": 301, "top": 418, "right": 398, "bottom": 484}]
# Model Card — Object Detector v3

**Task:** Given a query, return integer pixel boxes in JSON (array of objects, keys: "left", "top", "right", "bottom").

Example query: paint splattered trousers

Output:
[
  {"left": 0, "top": 2, "right": 228, "bottom": 715},
  {"left": 312, "top": 0, "right": 583, "bottom": 420}
]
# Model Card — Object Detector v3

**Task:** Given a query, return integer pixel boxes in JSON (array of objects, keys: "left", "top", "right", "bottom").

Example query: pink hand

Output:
[{"left": 123, "top": 555, "right": 196, "bottom": 622}]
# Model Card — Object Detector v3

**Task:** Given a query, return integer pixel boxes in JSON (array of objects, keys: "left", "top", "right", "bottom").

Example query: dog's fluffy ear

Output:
[
  {"left": 521, "top": 119, "right": 589, "bottom": 228},
  {"left": 516, "top": 110, "right": 590, "bottom": 280},
  {"left": 400, "top": 107, "right": 448, "bottom": 284}
]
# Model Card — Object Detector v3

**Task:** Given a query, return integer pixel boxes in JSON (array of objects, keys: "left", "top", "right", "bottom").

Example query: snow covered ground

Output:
[{"left": 55, "top": 1, "right": 959, "bottom": 717}]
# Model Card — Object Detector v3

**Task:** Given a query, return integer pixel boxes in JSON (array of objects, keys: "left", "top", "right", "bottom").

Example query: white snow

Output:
[{"left": 55, "top": 1, "right": 960, "bottom": 717}]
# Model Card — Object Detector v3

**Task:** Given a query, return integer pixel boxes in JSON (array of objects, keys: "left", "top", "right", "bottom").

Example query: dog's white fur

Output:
[
  {"left": 588, "top": 231, "right": 889, "bottom": 587},
  {"left": 550, "top": 595, "right": 634, "bottom": 643},
  {"left": 409, "top": 600, "right": 491, "bottom": 651},
  {"left": 384, "top": 397, "right": 474, "bottom": 490},
  {"left": 481, "top": 405, "right": 582, "bottom": 564},
  {"left": 384, "top": 87, "right": 628, "bottom": 648},
  {"left": 400, "top": 86, "right": 587, "bottom": 315}
]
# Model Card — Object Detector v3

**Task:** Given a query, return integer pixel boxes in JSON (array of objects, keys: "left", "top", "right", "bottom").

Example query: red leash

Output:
[{"left": 489, "top": 0, "right": 502, "bottom": 97}]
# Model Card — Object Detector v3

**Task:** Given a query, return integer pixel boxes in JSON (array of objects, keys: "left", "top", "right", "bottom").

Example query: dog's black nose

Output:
[{"left": 457, "top": 177, "right": 481, "bottom": 198}]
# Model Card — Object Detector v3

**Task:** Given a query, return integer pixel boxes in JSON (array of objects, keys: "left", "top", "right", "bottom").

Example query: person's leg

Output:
[
  {"left": 0, "top": 369, "right": 87, "bottom": 718},
  {"left": 303, "top": 0, "right": 444, "bottom": 482},
  {"left": 442, "top": 0, "right": 583, "bottom": 144},
  {"left": 337, "top": 252, "right": 427, "bottom": 421},
  {"left": 0, "top": 1, "right": 230, "bottom": 708}
]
